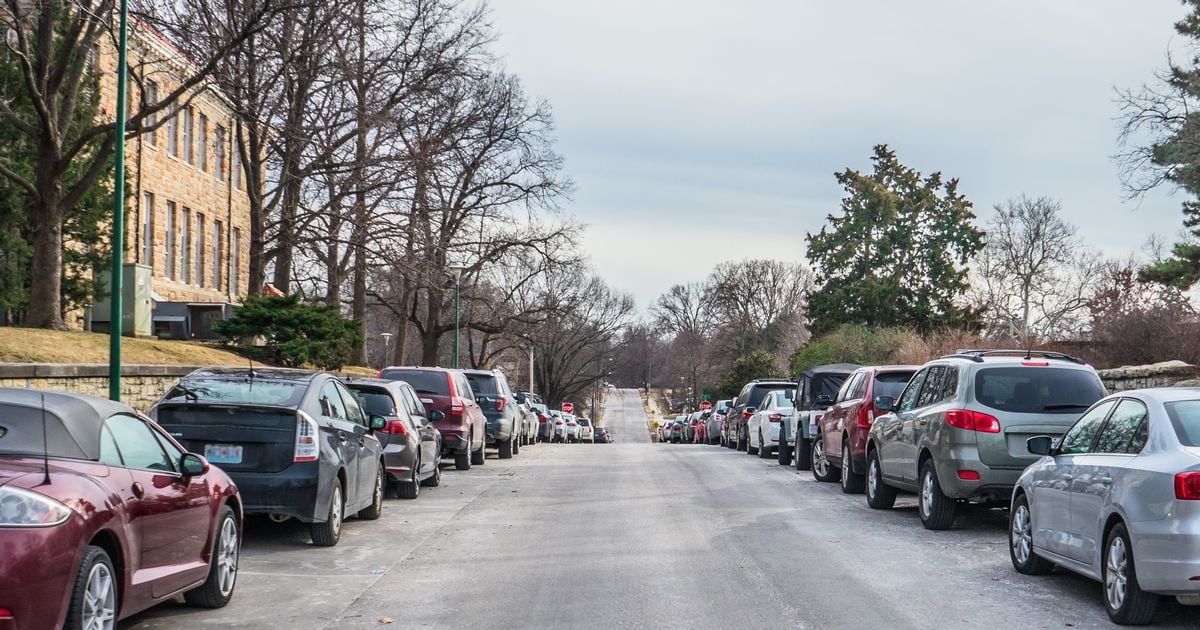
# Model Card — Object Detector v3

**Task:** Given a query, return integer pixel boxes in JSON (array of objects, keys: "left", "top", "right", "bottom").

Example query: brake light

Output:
[
  {"left": 945, "top": 409, "right": 1000, "bottom": 433},
  {"left": 449, "top": 396, "right": 465, "bottom": 419},
  {"left": 768, "top": 413, "right": 782, "bottom": 423},
  {"left": 743, "top": 410, "right": 753, "bottom": 420},
  {"left": 294, "top": 411, "right": 319, "bottom": 462},
  {"left": 957, "top": 470, "right": 981, "bottom": 480},
  {"left": 1176, "top": 472, "right": 1200, "bottom": 500},
  {"left": 495, "top": 396, "right": 507, "bottom": 412},
  {"left": 556, "top": 420, "right": 564, "bottom": 425},
  {"left": 375, "top": 370, "right": 382, "bottom": 378},
  {"left": 1021, "top": 361, "right": 1050, "bottom": 367},
  {"left": 857, "top": 405, "right": 874, "bottom": 429},
  {"left": 538, "top": 414, "right": 548, "bottom": 424},
  {"left": 384, "top": 419, "right": 410, "bottom": 436}
]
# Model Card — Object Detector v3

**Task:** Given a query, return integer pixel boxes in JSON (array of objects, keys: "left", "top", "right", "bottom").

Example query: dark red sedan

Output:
[{"left": 0, "top": 388, "right": 242, "bottom": 630}]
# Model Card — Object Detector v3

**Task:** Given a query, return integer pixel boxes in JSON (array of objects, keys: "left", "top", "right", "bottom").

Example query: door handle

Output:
[{"left": 131, "top": 482, "right": 145, "bottom": 499}]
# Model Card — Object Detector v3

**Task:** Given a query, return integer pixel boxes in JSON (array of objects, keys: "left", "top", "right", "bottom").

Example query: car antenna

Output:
[
  {"left": 39, "top": 392, "right": 51, "bottom": 486},
  {"left": 248, "top": 357, "right": 257, "bottom": 389}
]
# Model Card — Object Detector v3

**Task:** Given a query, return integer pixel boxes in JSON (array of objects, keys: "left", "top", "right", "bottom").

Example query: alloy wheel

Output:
[
  {"left": 1106, "top": 536, "right": 1128, "bottom": 611},
  {"left": 83, "top": 561, "right": 116, "bottom": 630},
  {"left": 869, "top": 460, "right": 879, "bottom": 496},
  {"left": 330, "top": 484, "right": 343, "bottom": 536},
  {"left": 217, "top": 516, "right": 239, "bottom": 597},
  {"left": 1011, "top": 504, "right": 1032, "bottom": 566},
  {"left": 813, "top": 440, "right": 829, "bottom": 478},
  {"left": 920, "top": 470, "right": 934, "bottom": 517}
]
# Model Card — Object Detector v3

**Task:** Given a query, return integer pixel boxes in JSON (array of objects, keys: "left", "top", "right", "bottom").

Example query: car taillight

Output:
[
  {"left": 449, "top": 396, "right": 465, "bottom": 418},
  {"left": 957, "top": 470, "right": 981, "bottom": 480},
  {"left": 556, "top": 420, "right": 564, "bottom": 425},
  {"left": 857, "top": 405, "right": 874, "bottom": 429},
  {"left": 375, "top": 370, "right": 382, "bottom": 378},
  {"left": 768, "top": 413, "right": 781, "bottom": 423},
  {"left": 538, "top": 414, "right": 548, "bottom": 424},
  {"left": 0, "top": 608, "right": 11, "bottom": 618},
  {"left": 1021, "top": 361, "right": 1049, "bottom": 367},
  {"left": 495, "top": 396, "right": 507, "bottom": 412},
  {"left": 945, "top": 409, "right": 1000, "bottom": 433},
  {"left": 742, "top": 410, "right": 753, "bottom": 420},
  {"left": 1176, "top": 472, "right": 1200, "bottom": 500},
  {"left": 385, "top": 419, "right": 410, "bottom": 436},
  {"left": 294, "top": 410, "right": 320, "bottom": 462}
]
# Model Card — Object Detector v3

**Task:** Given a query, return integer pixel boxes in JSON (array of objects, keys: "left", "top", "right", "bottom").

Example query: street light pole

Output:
[
  {"left": 380, "top": 332, "right": 393, "bottom": 370},
  {"left": 108, "top": 0, "right": 131, "bottom": 401},
  {"left": 450, "top": 265, "right": 465, "bottom": 369}
]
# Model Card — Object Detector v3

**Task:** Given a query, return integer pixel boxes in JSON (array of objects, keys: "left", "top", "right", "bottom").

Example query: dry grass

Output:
[{"left": 0, "top": 327, "right": 252, "bottom": 365}]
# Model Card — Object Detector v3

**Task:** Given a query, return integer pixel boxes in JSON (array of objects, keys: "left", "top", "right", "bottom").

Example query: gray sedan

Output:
[{"left": 1010, "top": 387, "right": 1200, "bottom": 625}]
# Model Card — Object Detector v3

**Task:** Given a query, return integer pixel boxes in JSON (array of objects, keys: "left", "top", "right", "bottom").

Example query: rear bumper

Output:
[
  {"left": 1133, "top": 516, "right": 1200, "bottom": 594},
  {"left": 229, "top": 463, "right": 322, "bottom": 520},
  {"left": 486, "top": 417, "right": 514, "bottom": 442},
  {"left": 933, "top": 450, "right": 1021, "bottom": 501},
  {"left": 382, "top": 442, "right": 417, "bottom": 481}
]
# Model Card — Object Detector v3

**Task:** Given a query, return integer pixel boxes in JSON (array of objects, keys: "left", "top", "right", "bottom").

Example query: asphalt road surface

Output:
[{"left": 127, "top": 388, "right": 1200, "bottom": 629}]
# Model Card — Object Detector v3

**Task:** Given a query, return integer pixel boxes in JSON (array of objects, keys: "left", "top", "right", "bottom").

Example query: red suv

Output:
[
  {"left": 813, "top": 365, "right": 918, "bottom": 494},
  {"left": 379, "top": 367, "right": 486, "bottom": 470}
]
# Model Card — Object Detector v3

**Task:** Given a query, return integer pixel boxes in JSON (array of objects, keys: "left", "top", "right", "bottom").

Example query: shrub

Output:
[{"left": 215, "top": 294, "right": 361, "bottom": 370}]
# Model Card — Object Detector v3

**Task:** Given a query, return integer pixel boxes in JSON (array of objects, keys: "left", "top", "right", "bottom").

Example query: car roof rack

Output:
[{"left": 942, "top": 349, "right": 1085, "bottom": 365}]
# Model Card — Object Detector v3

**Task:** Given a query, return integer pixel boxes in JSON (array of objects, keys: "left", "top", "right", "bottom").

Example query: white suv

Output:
[
  {"left": 747, "top": 389, "right": 796, "bottom": 458},
  {"left": 577, "top": 417, "right": 595, "bottom": 443}
]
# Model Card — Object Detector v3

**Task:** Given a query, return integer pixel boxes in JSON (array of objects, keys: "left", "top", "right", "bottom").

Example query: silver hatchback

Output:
[{"left": 1011, "top": 388, "right": 1200, "bottom": 625}]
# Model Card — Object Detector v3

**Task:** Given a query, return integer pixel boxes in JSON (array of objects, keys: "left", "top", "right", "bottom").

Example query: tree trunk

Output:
[
  {"left": 244, "top": 128, "right": 268, "bottom": 297},
  {"left": 419, "top": 290, "right": 444, "bottom": 366},
  {"left": 27, "top": 197, "right": 66, "bottom": 329}
]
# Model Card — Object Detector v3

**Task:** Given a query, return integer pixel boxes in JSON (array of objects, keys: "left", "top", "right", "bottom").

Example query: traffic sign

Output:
[
  {"left": 562, "top": 402, "right": 574, "bottom": 414},
  {"left": 699, "top": 400, "right": 712, "bottom": 412}
]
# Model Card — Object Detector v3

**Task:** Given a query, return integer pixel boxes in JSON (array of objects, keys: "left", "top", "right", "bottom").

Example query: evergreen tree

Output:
[
  {"left": 805, "top": 145, "right": 984, "bottom": 335},
  {"left": 215, "top": 294, "right": 362, "bottom": 370}
]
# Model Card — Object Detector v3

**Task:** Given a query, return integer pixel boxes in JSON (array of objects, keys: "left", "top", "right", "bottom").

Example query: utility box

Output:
[{"left": 91, "top": 264, "right": 154, "bottom": 337}]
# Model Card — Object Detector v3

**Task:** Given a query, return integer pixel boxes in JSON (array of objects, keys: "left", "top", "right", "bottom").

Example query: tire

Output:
[
  {"left": 471, "top": 433, "right": 485, "bottom": 465},
  {"left": 758, "top": 431, "right": 772, "bottom": 459},
  {"left": 795, "top": 437, "right": 812, "bottom": 471},
  {"left": 358, "top": 463, "right": 387, "bottom": 517},
  {"left": 455, "top": 447, "right": 471, "bottom": 471},
  {"left": 513, "top": 434, "right": 521, "bottom": 455},
  {"left": 840, "top": 442, "right": 865, "bottom": 494},
  {"left": 1009, "top": 494, "right": 1053, "bottom": 575},
  {"left": 185, "top": 505, "right": 240, "bottom": 608},
  {"left": 395, "top": 458, "right": 420, "bottom": 500},
  {"left": 811, "top": 437, "right": 838, "bottom": 482},
  {"left": 420, "top": 458, "right": 442, "bottom": 487},
  {"left": 64, "top": 546, "right": 117, "bottom": 630},
  {"left": 918, "top": 459, "right": 956, "bottom": 531},
  {"left": 310, "top": 480, "right": 344, "bottom": 547},
  {"left": 1103, "top": 522, "right": 1159, "bottom": 625},
  {"left": 746, "top": 430, "right": 759, "bottom": 455},
  {"left": 866, "top": 449, "right": 897, "bottom": 510},
  {"left": 777, "top": 438, "right": 792, "bottom": 466},
  {"left": 499, "top": 436, "right": 514, "bottom": 459}
]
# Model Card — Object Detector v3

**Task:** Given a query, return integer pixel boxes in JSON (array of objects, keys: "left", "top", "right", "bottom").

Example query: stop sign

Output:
[
  {"left": 699, "top": 400, "right": 712, "bottom": 412},
  {"left": 562, "top": 402, "right": 574, "bottom": 414}
]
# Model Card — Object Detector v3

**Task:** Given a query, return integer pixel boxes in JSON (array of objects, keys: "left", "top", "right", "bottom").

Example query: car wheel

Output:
[
  {"left": 395, "top": 457, "right": 420, "bottom": 500},
  {"left": 840, "top": 442, "right": 865, "bottom": 494},
  {"left": 513, "top": 434, "right": 521, "bottom": 455},
  {"left": 746, "top": 430, "right": 759, "bottom": 455},
  {"left": 795, "top": 437, "right": 812, "bottom": 471},
  {"left": 64, "top": 545, "right": 117, "bottom": 630},
  {"left": 758, "top": 430, "right": 772, "bottom": 459},
  {"left": 310, "top": 480, "right": 343, "bottom": 547},
  {"left": 455, "top": 445, "right": 471, "bottom": 470},
  {"left": 812, "top": 437, "right": 838, "bottom": 482},
  {"left": 471, "top": 432, "right": 486, "bottom": 465},
  {"left": 1009, "top": 494, "right": 1052, "bottom": 575},
  {"left": 865, "top": 449, "right": 897, "bottom": 509},
  {"left": 500, "top": 436, "right": 514, "bottom": 459},
  {"left": 185, "top": 504, "right": 240, "bottom": 608},
  {"left": 777, "top": 437, "right": 792, "bottom": 466},
  {"left": 1104, "top": 522, "right": 1159, "bottom": 625},
  {"left": 421, "top": 458, "right": 442, "bottom": 487},
  {"left": 918, "top": 459, "right": 956, "bottom": 531}
]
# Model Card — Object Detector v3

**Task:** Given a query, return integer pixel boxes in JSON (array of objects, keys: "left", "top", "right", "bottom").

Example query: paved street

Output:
[{"left": 126, "top": 389, "right": 1200, "bottom": 629}]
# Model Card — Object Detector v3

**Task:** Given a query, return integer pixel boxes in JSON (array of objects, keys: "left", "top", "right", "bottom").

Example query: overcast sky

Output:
[{"left": 488, "top": 1, "right": 1188, "bottom": 307}]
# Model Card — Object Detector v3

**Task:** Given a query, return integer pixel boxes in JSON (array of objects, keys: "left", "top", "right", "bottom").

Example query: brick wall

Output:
[
  {"left": 0, "top": 364, "right": 203, "bottom": 412},
  {"left": 1096, "top": 361, "right": 1200, "bottom": 393}
]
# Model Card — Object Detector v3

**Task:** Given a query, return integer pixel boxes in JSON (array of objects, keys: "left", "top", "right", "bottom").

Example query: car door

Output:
[
  {"left": 891, "top": 368, "right": 934, "bottom": 483},
  {"left": 317, "top": 380, "right": 360, "bottom": 504},
  {"left": 104, "top": 413, "right": 212, "bottom": 598},
  {"left": 406, "top": 387, "right": 439, "bottom": 473},
  {"left": 1067, "top": 398, "right": 1148, "bottom": 565},
  {"left": 336, "top": 381, "right": 379, "bottom": 505},
  {"left": 824, "top": 372, "right": 864, "bottom": 461},
  {"left": 1035, "top": 399, "right": 1116, "bottom": 560},
  {"left": 914, "top": 366, "right": 958, "bottom": 456}
]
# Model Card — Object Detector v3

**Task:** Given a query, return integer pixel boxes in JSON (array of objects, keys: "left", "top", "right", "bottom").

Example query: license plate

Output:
[{"left": 204, "top": 444, "right": 243, "bottom": 464}]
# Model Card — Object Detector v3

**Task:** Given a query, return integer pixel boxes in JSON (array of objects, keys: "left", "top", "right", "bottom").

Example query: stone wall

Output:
[
  {"left": 1096, "top": 361, "right": 1200, "bottom": 393},
  {"left": 0, "top": 364, "right": 202, "bottom": 412}
]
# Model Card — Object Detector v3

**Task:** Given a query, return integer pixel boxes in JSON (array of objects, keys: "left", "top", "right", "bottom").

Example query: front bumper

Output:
[{"left": 0, "top": 524, "right": 81, "bottom": 630}]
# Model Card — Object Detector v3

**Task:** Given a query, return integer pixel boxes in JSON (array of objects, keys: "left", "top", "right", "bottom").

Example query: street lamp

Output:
[
  {"left": 379, "top": 332, "right": 393, "bottom": 370},
  {"left": 450, "top": 264, "right": 466, "bottom": 368},
  {"left": 108, "top": 0, "right": 131, "bottom": 401}
]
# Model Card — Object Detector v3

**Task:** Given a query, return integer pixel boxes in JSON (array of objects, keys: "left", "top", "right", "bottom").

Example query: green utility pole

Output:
[
  {"left": 108, "top": 0, "right": 131, "bottom": 401},
  {"left": 452, "top": 269, "right": 462, "bottom": 369}
]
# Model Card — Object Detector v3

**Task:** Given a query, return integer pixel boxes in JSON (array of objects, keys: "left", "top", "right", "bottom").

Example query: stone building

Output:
[{"left": 93, "top": 23, "right": 252, "bottom": 338}]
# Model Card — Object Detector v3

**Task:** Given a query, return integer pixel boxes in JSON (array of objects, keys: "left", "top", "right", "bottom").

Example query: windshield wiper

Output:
[
  {"left": 413, "top": 389, "right": 441, "bottom": 395},
  {"left": 1042, "top": 403, "right": 1090, "bottom": 410}
]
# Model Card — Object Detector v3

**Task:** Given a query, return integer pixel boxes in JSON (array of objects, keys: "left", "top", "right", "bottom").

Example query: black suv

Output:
[
  {"left": 152, "top": 368, "right": 387, "bottom": 547},
  {"left": 727, "top": 379, "right": 797, "bottom": 452},
  {"left": 463, "top": 369, "right": 522, "bottom": 459}
]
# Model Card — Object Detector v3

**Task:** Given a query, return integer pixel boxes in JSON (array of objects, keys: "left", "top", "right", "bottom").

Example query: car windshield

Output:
[
  {"left": 748, "top": 384, "right": 793, "bottom": 408},
  {"left": 380, "top": 370, "right": 451, "bottom": 395},
  {"left": 1165, "top": 400, "right": 1200, "bottom": 446},
  {"left": 162, "top": 378, "right": 306, "bottom": 407},
  {"left": 973, "top": 367, "right": 1105, "bottom": 414},
  {"left": 465, "top": 373, "right": 499, "bottom": 396},
  {"left": 874, "top": 372, "right": 915, "bottom": 400},
  {"left": 351, "top": 391, "right": 396, "bottom": 417}
]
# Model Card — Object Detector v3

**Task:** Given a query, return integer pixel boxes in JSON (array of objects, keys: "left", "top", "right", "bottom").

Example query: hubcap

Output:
[
  {"left": 814, "top": 441, "right": 828, "bottom": 477},
  {"left": 330, "top": 485, "right": 343, "bottom": 534},
  {"left": 83, "top": 561, "right": 116, "bottom": 630},
  {"left": 376, "top": 467, "right": 385, "bottom": 505},
  {"left": 1011, "top": 504, "right": 1032, "bottom": 565},
  {"left": 842, "top": 445, "right": 851, "bottom": 486},
  {"left": 217, "top": 516, "right": 239, "bottom": 596},
  {"left": 921, "top": 470, "right": 934, "bottom": 516},
  {"left": 869, "top": 458, "right": 879, "bottom": 496},
  {"left": 1106, "top": 536, "right": 1128, "bottom": 610},
  {"left": 412, "top": 459, "right": 420, "bottom": 493}
]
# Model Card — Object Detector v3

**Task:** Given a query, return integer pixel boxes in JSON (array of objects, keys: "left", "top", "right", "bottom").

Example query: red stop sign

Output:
[
  {"left": 699, "top": 400, "right": 712, "bottom": 411},
  {"left": 562, "top": 402, "right": 574, "bottom": 414}
]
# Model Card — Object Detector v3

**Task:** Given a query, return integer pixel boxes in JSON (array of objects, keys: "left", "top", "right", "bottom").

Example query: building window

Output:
[
  {"left": 231, "top": 227, "right": 240, "bottom": 297},
  {"left": 198, "top": 114, "right": 208, "bottom": 172},
  {"left": 196, "top": 213, "right": 205, "bottom": 287},
  {"left": 141, "top": 192, "right": 154, "bottom": 270},
  {"left": 214, "top": 126, "right": 225, "bottom": 180},
  {"left": 164, "top": 201, "right": 176, "bottom": 280},
  {"left": 181, "top": 207, "right": 191, "bottom": 284},
  {"left": 183, "top": 107, "right": 193, "bottom": 165},
  {"left": 232, "top": 138, "right": 241, "bottom": 190},
  {"left": 144, "top": 81, "right": 158, "bottom": 147},
  {"left": 167, "top": 106, "right": 178, "bottom": 156},
  {"left": 213, "top": 219, "right": 223, "bottom": 290}
]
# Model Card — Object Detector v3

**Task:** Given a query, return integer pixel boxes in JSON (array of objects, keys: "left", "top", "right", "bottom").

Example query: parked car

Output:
[
  {"left": 529, "top": 402, "right": 551, "bottom": 442},
  {"left": 153, "top": 368, "right": 386, "bottom": 547},
  {"left": 379, "top": 367, "right": 487, "bottom": 470},
  {"left": 812, "top": 365, "right": 917, "bottom": 493},
  {"left": 578, "top": 417, "right": 595, "bottom": 443},
  {"left": 707, "top": 400, "right": 731, "bottom": 445},
  {"left": 671, "top": 416, "right": 688, "bottom": 443},
  {"left": 657, "top": 417, "right": 672, "bottom": 443},
  {"left": 866, "top": 350, "right": 1106, "bottom": 530},
  {"left": 345, "top": 378, "right": 443, "bottom": 498},
  {"left": 746, "top": 389, "right": 796, "bottom": 458},
  {"left": 728, "top": 380, "right": 796, "bottom": 451},
  {"left": 464, "top": 369, "right": 521, "bottom": 459},
  {"left": 685, "top": 411, "right": 703, "bottom": 443},
  {"left": 1010, "top": 387, "right": 1200, "bottom": 625},
  {"left": 788, "top": 364, "right": 859, "bottom": 470},
  {"left": 694, "top": 412, "right": 708, "bottom": 444},
  {"left": 550, "top": 410, "right": 568, "bottom": 442},
  {"left": 595, "top": 426, "right": 611, "bottom": 443},
  {"left": 0, "top": 388, "right": 242, "bottom": 629},
  {"left": 563, "top": 413, "right": 581, "bottom": 442},
  {"left": 514, "top": 391, "right": 543, "bottom": 446}
]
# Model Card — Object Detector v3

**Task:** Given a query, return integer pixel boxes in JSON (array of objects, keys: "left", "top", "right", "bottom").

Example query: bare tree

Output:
[{"left": 707, "top": 259, "right": 814, "bottom": 363}]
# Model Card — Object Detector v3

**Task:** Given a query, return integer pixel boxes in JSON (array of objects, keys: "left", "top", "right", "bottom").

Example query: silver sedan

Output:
[{"left": 1010, "top": 387, "right": 1200, "bottom": 625}]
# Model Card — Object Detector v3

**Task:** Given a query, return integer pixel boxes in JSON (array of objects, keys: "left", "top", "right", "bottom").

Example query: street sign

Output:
[
  {"left": 699, "top": 400, "right": 712, "bottom": 412},
  {"left": 562, "top": 402, "right": 575, "bottom": 414}
]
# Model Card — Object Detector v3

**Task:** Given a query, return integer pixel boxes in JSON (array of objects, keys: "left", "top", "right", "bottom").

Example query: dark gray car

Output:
[
  {"left": 345, "top": 379, "right": 443, "bottom": 499},
  {"left": 464, "top": 369, "right": 521, "bottom": 459}
]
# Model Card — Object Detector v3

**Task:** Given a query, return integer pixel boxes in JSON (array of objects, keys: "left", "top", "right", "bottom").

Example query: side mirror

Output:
[
  {"left": 744, "top": 407, "right": 757, "bottom": 415},
  {"left": 429, "top": 410, "right": 445, "bottom": 422},
  {"left": 181, "top": 453, "right": 209, "bottom": 476},
  {"left": 874, "top": 396, "right": 896, "bottom": 413},
  {"left": 368, "top": 415, "right": 388, "bottom": 431},
  {"left": 815, "top": 395, "right": 834, "bottom": 407},
  {"left": 1026, "top": 435, "right": 1055, "bottom": 456}
]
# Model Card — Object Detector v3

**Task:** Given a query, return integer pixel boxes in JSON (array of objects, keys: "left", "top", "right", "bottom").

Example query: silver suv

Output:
[{"left": 865, "top": 350, "right": 1106, "bottom": 530}]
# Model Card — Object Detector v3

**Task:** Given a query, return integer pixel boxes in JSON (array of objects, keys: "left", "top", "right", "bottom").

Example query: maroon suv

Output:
[
  {"left": 814, "top": 366, "right": 917, "bottom": 494},
  {"left": 379, "top": 367, "right": 486, "bottom": 470}
]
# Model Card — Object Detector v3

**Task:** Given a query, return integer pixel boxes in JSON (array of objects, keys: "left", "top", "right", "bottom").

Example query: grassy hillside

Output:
[{"left": 0, "top": 327, "right": 251, "bottom": 365}]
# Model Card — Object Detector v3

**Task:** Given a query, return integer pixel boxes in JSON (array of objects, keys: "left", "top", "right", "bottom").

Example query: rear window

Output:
[
  {"left": 162, "top": 378, "right": 306, "bottom": 407},
  {"left": 1165, "top": 400, "right": 1200, "bottom": 446},
  {"left": 0, "top": 404, "right": 88, "bottom": 458},
  {"left": 351, "top": 391, "right": 396, "bottom": 417},
  {"left": 380, "top": 370, "right": 451, "bottom": 396},
  {"left": 749, "top": 385, "right": 794, "bottom": 408},
  {"left": 578, "top": 419, "right": 591, "bottom": 426},
  {"left": 973, "top": 367, "right": 1105, "bottom": 414},
  {"left": 464, "top": 373, "right": 499, "bottom": 396},
  {"left": 874, "top": 372, "right": 914, "bottom": 401}
]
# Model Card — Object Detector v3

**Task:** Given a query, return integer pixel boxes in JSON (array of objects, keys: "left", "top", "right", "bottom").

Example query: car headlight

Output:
[{"left": 0, "top": 486, "right": 72, "bottom": 527}]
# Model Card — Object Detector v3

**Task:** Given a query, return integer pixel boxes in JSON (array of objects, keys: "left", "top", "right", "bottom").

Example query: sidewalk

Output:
[{"left": 643, "top": 390, "right": 662, "bottom": 442}]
